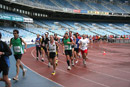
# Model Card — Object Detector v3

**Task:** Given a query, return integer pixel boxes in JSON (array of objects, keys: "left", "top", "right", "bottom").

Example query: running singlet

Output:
[
  {"left": 48, "top": 41, "right": 56, "bottom": 52},
  {"left": 78, "top": 38, "right": 89, "bottom": 50},
  {"left": 41, "top": 38, "right": 45, "bottom": 47},
  {"left": 54, "top": 38, "right": 58, "bottom": 42},
  {"left": 35, "top": 38, "right": 41, "bottom": 47},
  {"left": 63, "top": 38, "right": 72, "bottom": 50},
  {"left": 11, "top": 37, "right": 24, "bottom": 54},
  {"left": 45, "top": 38, "right": 49, "bottom": 47},
  {"left": 74, "top": 38, "right": 79, "bottom": 48}
]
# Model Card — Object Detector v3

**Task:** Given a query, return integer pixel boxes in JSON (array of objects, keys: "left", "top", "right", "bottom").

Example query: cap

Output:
[{"left": 76, "top": 32, "right": 79, "bottom": 34}]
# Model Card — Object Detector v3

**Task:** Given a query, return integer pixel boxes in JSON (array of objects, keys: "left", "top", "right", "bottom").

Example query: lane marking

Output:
[
  {"left": 57, "top": 53, "right": 130, "bottom": 82},
  {"left": 31, "top": 48, "right": 111, "bottom": 87},
  {"left": 22, "top": 48, "right": 64, "bottom": 87}
]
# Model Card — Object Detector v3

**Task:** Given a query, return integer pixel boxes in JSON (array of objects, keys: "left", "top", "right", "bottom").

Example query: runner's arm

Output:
[
  {"left": 21, "top": 38, "right": 27, "bottom": 49},
  {"left": 9, "top": 39, "right": 12, "bottom": 48},
  {"left": 67, "top": 38, "right": 74, "bottom": 45},
  {"left": 56, "top": 42, "right": 59, "bottom": 52},
  {"left": 0, "top": 42, "right": 12, "bottom": 56}
]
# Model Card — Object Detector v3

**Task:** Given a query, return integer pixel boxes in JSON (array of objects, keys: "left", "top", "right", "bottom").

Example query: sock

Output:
[{"left": 67, "top": 60, "right": 70, "bottom": 66}]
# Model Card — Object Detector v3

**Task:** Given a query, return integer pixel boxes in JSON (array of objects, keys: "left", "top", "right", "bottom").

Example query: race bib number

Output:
[
  {"left": 49, "top": 49, "right": 55, "bottom": 51},
  {"left": 82, "top": 43, "right": 86, "bottom": 47},
  {"left": 64, "top": 45, "right": 68, "bottom": 50},
  {"left": 36, "top": 42, "right": 40, "bottom": 45},
  {"left": 14, "top": 46, "right": 21, "bottom": 52}
]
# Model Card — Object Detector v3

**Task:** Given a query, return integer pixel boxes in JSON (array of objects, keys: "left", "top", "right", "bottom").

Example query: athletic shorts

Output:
[
  {"left": 49, "top": 52, "right": 56, "bottom": 59},
  {"left": 41, "top": 46, "right": 47, "bottom": 53},
  {"left": 65, "top": 50, "right": 72, "bottom": 57},
  {"left": 74, "top": 48, "right": 79, "bottom": 53},
  {"left": 71, "top": 45, "right": 74, "bottom": 48},
  {"left": 80, "top": 49, "right": 88, "bottom": 54},
  {"left": 14, "top": 54, "right": 22, "bottom": 60},
  {"left": 0, "top": 67, "right": 9, "bottom": 75}
]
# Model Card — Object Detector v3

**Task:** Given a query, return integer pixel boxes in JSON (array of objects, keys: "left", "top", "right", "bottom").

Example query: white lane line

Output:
[
  {"left": 31, "top": 48, "right": 111, "bottom": 87},
  {"left": 22, "top": 48, "right": 64, "bottom": 87},
  {"left": 59, "top": 52, "right": 130, "bottom": 74},
  {"left": 58, "top": 53, "right": 130, "bottom": 82}
]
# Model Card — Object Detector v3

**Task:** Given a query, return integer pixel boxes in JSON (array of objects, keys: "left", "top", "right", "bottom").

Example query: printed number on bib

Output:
[
  {"left": 65, "top": 45, "right": 68, "bottom": 50},
  {"left": 14, "top": 46, "right": 21, "bottom": 52},
  {"left": 82, "top": 43, "right": 86, "bottom": 47},
  {"left": 36, "top": 42, "right": 40, "bottom": 45}
]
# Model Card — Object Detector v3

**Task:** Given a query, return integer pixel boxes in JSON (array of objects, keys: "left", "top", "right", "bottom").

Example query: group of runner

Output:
[
  {"left": 0, "top": 30, "right": 89, "bottom": 87},
  {"left": 35, "top": 31, "right": 90, "bottom": 75}
]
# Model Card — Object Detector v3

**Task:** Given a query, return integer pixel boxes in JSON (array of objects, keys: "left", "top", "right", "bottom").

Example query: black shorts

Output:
[
  {"left": 71, "top": 45, "right": 74, "bottom": 48},
  {"left": 14, "top": 54, "right": 22, "bottom": 60},
  {"left": 0, "top": 67, "right": 9, "bottom": 75},
  {"left": 49, "top": 52, "right": 56, "bottom": 59},
  {"left": 74, "top": 48, "right": 79, "bottom": 53},
  {"left": 65, "top": 50, "right": 72, "bottom": 57},
  {"left": 41, "top": 46, "right": 47, "bottom": 53}
]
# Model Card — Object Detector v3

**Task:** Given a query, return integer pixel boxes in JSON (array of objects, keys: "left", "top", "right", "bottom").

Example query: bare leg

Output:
[{"left": 3, "top": 75, "right": 11, "bottom": 87}]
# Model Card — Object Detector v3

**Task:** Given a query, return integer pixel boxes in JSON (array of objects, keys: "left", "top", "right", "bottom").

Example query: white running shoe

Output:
[
  {"left": 8, "top": 78, "right": 11, "bottom": 81},
  {"left": 13, "top": 76, "right": 19, "bottom": 81},
  {"left": 72, "top": 60, "right": 74, "bottom": 66},
  {"left": 48, "top": 62, "right": 51, "bottom": 67},
  {"left": 67, "top": 66, "right": 71, "bottom": 70},
  {"left": 36, "top": 57, "right": 39, "bottom": 60},
  {"left": 23, "top": 68, "right": 27, "bottom": 77},
  {"left": 75, "top": 60, "right": 78, "bottom": 64},
  {"left": 41, "top": 58, "right": 44, "bottom": 62},
  {"left": 83, "top": 60, "right": 86, "bottom": 65}
]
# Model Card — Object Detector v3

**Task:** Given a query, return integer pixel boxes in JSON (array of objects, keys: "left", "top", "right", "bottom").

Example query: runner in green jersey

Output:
[
  {"left": 9, "top": 30, "right": 27, "bottom": 81},
  {"left": 62, "top": 33, "right": 74, "bottom": 70}
]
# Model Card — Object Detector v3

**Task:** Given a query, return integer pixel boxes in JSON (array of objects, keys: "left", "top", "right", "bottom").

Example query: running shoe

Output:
[
  {"left": 83, "top": 60, "right": 86, "bottom": 65},
  {"left": 41, "top": 58, "right": 44, "bottom": 62},
  {"left": 13, "top": 76, "right": 18, "bottom": 81},
  {"left": 36, "top": 57, "right": 39, "bottom": 60},
  {"left": 23, "top": 68, "right": 27, "bottom": 77},
  {"left": 67, "top": 66, "right": 71, "bottom": 70},
  {"left": 75, "top": 60, "right": 78, "bottom": 64},
  {"left": 72, "top": 60, "right": 74, "bottom": 66},
  {"left": 51, "top": 71, "right": 56, "bottom": 75},
  {"left": 48, "top": 62, "right": 51, "bottom": 67}
]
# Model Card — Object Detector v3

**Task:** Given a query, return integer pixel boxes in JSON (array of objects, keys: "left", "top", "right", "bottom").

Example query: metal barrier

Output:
[{"left": 109, "top": 39, "right": 130, "bottom": 43}]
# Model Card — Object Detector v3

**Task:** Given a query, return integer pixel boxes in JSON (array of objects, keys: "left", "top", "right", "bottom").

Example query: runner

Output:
[
  {"left": 9, "top": 30, "right": 27, "bottom": 81},
  {"left": 73, "top": 34, "right": 79, "bottom": 64},
  {"left": 35, "top": 34, "right": 41, "bottom": 60},
  {"left": 69, "top": 31, "right": 75, "bottom": 63},
  {"left": 78, "top": 34, "right": 89, "bottom": 66},
  {"left": 54, "top": 33, "right": 59, "bottom": 66},
  {"left": 47, "top": 35, "right": 58, "bottom": 75},
  {"left": 62, "top": 33, "right": 74, "bottom": 70},
  {"left": 40, "top": 34, "right": 45, "bottom": 62},
  {"left": 44, "top": 33, "right": 50, "bottom": 67},
  {"left": 0, "top": 32, "right": 12, "bottom": 87}
]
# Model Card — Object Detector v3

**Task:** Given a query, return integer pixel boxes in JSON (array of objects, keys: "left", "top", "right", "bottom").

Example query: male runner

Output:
[
  {"left": 78, "top": 34, "right": 89, "bottom": 66},
  {"left": 9, "top": 30, "right": 27, "bottom": 81},
  {"left": 62, "top": 33, "right": 74, "bottom": 70}
]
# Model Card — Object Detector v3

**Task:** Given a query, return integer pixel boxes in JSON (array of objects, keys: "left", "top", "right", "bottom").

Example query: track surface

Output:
[{"left": 1, "top": 42, "right": 130, "bottom": 87}]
